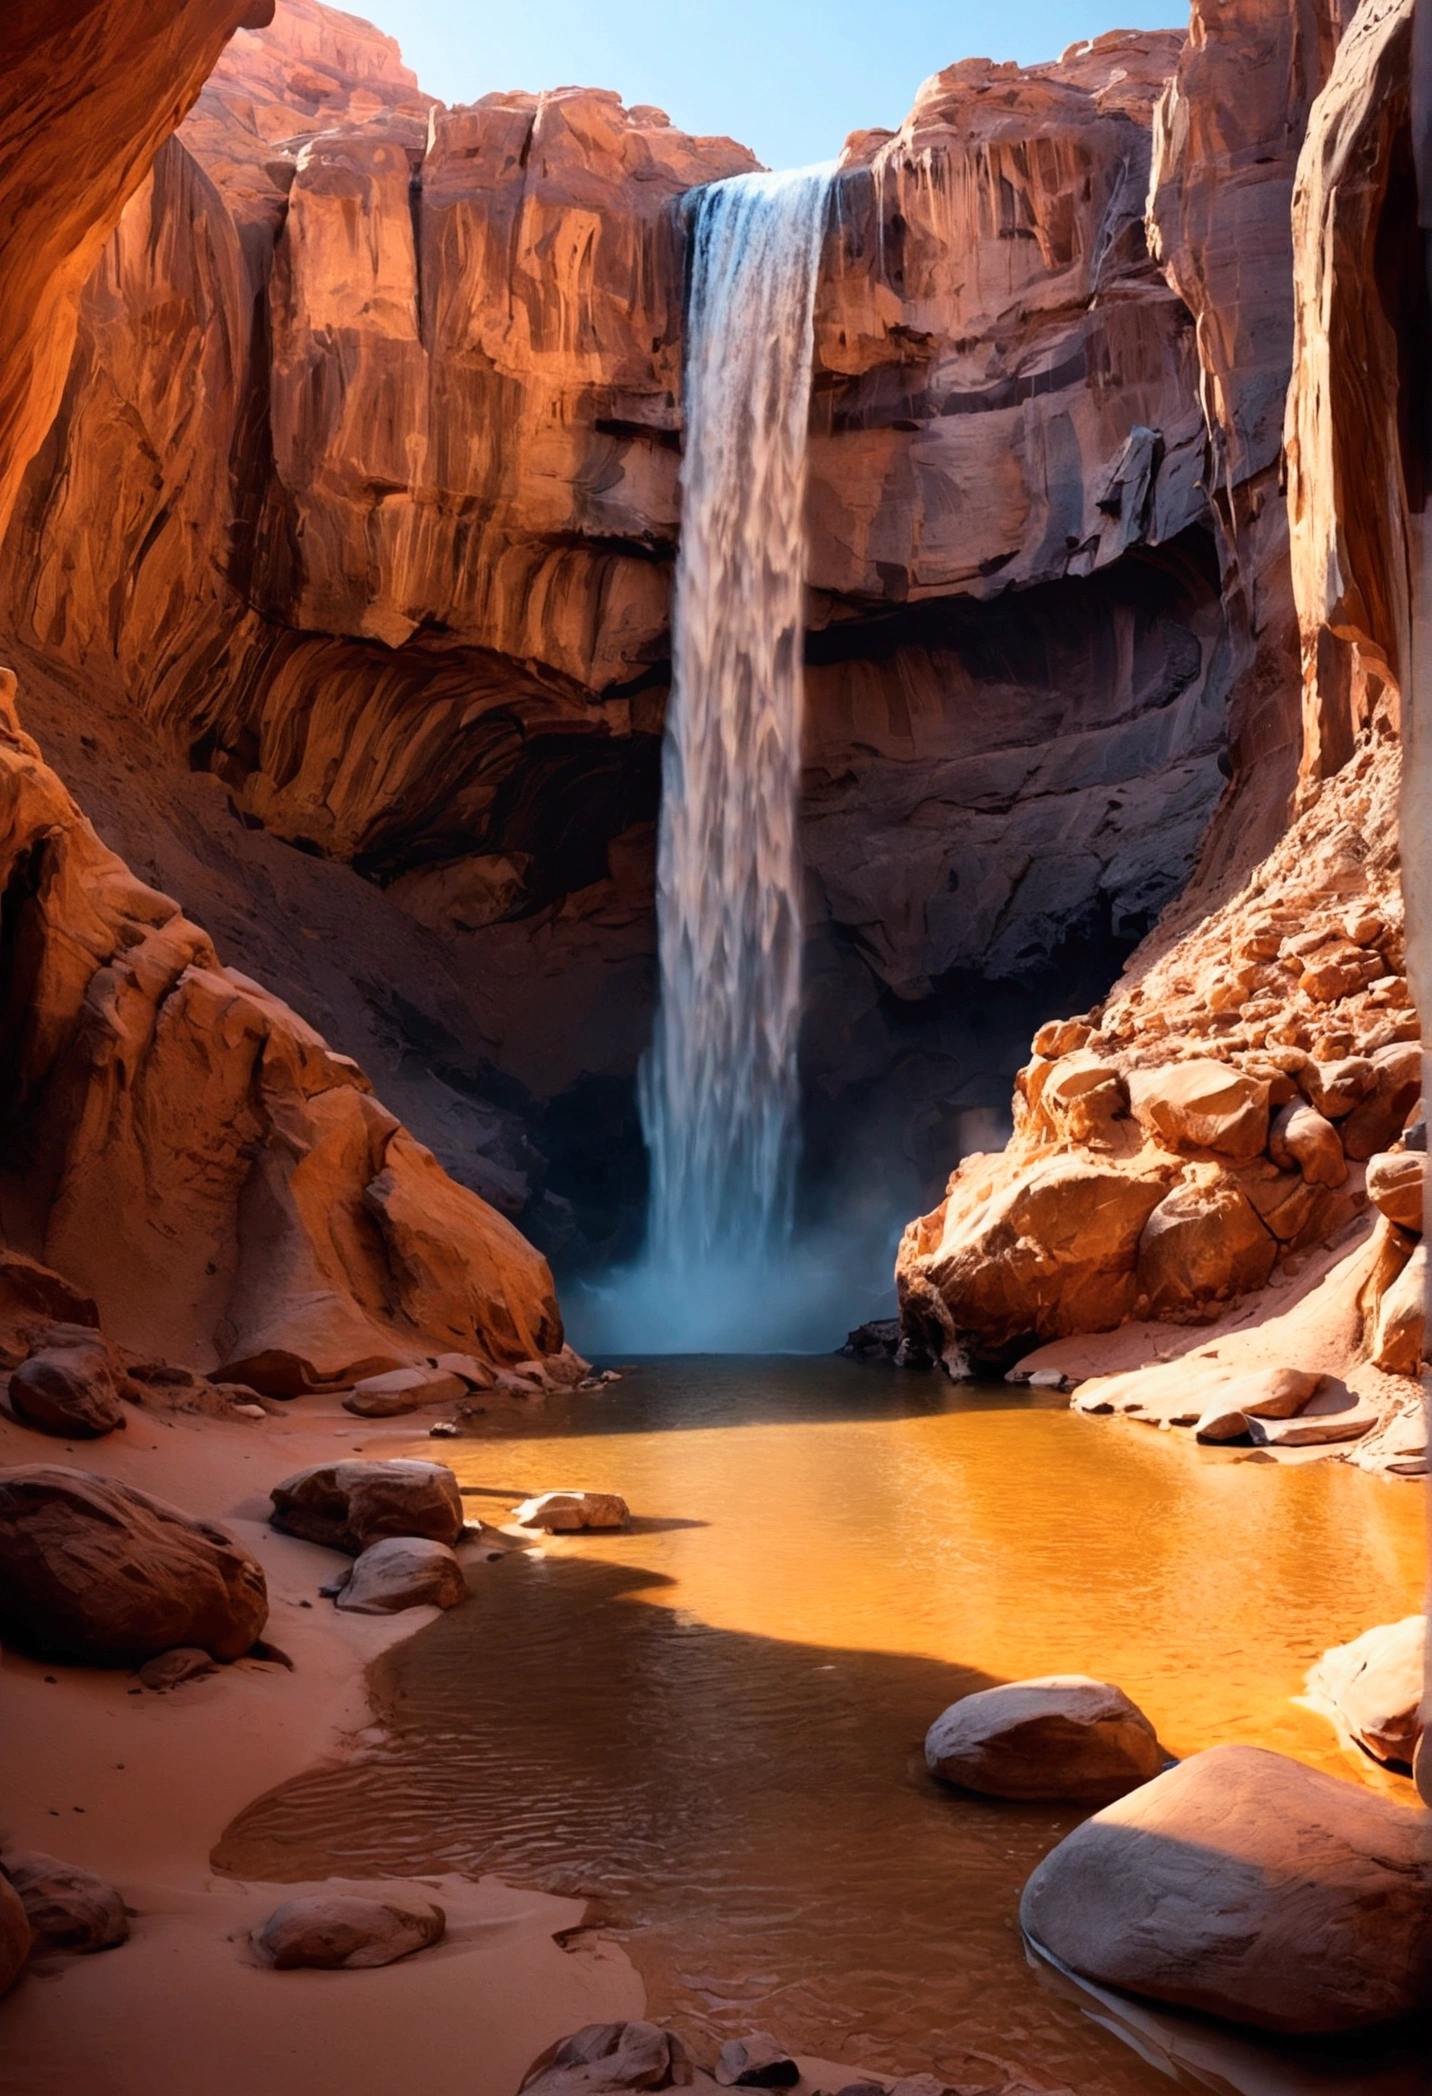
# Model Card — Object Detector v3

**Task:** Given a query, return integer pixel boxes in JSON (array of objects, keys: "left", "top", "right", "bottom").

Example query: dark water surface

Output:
[{"left": 218, "top": 1359, "right": 1427, "bottom": 2095}]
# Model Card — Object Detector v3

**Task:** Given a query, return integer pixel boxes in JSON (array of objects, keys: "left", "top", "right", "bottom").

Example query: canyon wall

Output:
[
  {"left": 0, "top": 6, "right": 1240, "bottom": 1255},
  {"left": 0, "top": 0, "right": 567, "bottom": 1382},
  {"left": 898, "top": 0, "right": 1426, "bottom": 1404}
]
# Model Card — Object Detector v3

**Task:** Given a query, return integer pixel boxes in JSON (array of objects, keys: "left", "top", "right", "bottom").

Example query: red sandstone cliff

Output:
[
  {"left": 897, "top": 0, "right": 1425, "bottom": 1458},
  {"left": 0, "top": 7, "right": 1236, "bottom": 1250},
  {"left": 0, "top": 0, "right": 566, "bottom": 1385}
]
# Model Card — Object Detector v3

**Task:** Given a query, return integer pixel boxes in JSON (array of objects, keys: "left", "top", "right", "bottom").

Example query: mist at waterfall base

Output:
[{"left": 574, "top": 163, "right": 858, "bottom": 1355}]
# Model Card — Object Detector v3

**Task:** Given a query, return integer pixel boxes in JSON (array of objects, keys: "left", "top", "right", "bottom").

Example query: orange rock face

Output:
[
  {"left": 0, "top": 0, "right": 268, "bottom": 544},
  {"left": 0, "top": 9, "right": 1246, "bottom": 1239},
  {"left": 0, "top": 671, "right": 560, "bottom": 1386}
]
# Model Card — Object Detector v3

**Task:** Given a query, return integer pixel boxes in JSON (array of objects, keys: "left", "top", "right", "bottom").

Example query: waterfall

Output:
[{"left": 638, "top": 164, "right": 834, "bottom": 1293}]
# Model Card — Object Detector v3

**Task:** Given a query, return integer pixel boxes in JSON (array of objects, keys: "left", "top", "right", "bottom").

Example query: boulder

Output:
[
  {"left": 0, "top": 1873, "right": 32, "bottom": 1997},
  {"left": 0, "top": 1851, "right": 127, "bottom": 1952},
  {"left": 1040, "top": 1055, "right": 1129, "bottom": 1144},
  {"left": 1127, "top": 1062, "right": 1269, "bottom": 1162},
  {"left": 510, "top": 1490, "right": 630, "bottom": 1532},
  {"left": 0, "top": 1465, "right": 267, "bottom": 1665},
  {"left": 138, "top": 1646, "right": 219, "bottom": 1691},
  {"left": 1193, "top": 1403, "right": 1251, "bottom": 1443},
  {"left": 333, "top": 1536, "right": 468, "bottom": 1614},
  {"left": 1019, "top": 1744, "right": 1432, "bottom": 2032},
  {"left": 1341, "top": 1043, "right": 1421, "bottom": 1160},
  {"left": 433, "top": 1351, "right": 496, "bottom": 1389},
  {"left": 1300, "top": 1057, "right": 1376, "bottom": 1120},
  {"left": 925, "top": 1676, "right": 1164, "bottom": 1802},
  {"left": 1135, "top": 1178, "right": 1276, "bottom": 1319},
  {"left": 1365, "top": 1151, "right": 1424, "bottom": 1232},
  {"left": 1306, "top": 1617, "right": 1426, "bottom": 1768},
  {"left": 1268, "top": 1102, "right": 1346, "bottom": 1187},
  {"left": 714, "top": 2036, "right": 800, "bottom": 2088},
  {"left": 1217, "top": 1366, "right": 1324, "bottom": 1419},
  {"left": 1369, "top": 1242, "right": 1426, "bottom": 1375},
  {"left": 342, "top": 1366, "right": 467, "bottom": 1418},
  {"left": 521, "top": 2022, "right": 692, "bottom": 2096},
  {"left": 0, "top": 1254, "right": 98, "bottom": 1367},
  {"left": 7, "top": 1330, "right": 125, "bottom": 1438},
  {"left": 269, "top": 1459, "right": 464, "bottom": 1553},
  {"left": 256, "top": 1892, "right": 445, "bottom": 1969},
  {"left": 1248, "top": 1408, "right": 1377, "bottom": 1448},
  {"left": 899, "top": 1154, "right": 1170, "bottom": 1354}
]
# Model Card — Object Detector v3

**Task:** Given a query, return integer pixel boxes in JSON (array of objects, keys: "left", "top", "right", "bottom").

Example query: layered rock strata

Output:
[{"left": 0, "top": 9, "right": 1240, "bottom": 1251}]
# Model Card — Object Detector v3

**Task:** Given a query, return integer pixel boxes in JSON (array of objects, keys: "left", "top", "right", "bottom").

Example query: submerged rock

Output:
[
  {"left": 925, "top": 1676, "right": 1164, "bottom": 1802},
  {"left": 511, "top": 1490, "right": 629, "bottom": 1532},
  {"left": 269, "top": 1459, "right": 464, "bottom": 1553},
  {"left": 257, "top": 1891, "right": 445, "bottom": 1969},
  {"left": 1020, "top": 1744, "right": 1432, "bottom": 2032},
  {"left": 521, "top": 2021, "right": 693, "bottom": 2095},
  {"left": 333, "top": 1536, "right": 468, "bottom": 1614},
  {"left": 1306, "top": 1616, "right": 1426, "bottom": 1768},
  {"left": 0, "top": 1465, "right": 267, "bottom": 1665},
  {"left": 0, "top": 1851, "right": 128, "bottom": 1953}
]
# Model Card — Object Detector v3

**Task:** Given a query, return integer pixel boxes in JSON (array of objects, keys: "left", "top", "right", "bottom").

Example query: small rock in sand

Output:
[
  {"left": 138, "top": 1645, "right": 218, "bottom": 1691},
  {"left": 1020, "top": 1744, "right": 1432, "bottom": 2032},
  {"left": 926, "top": 1676, "right": 1164, "bottom": 1802},
  {"left": 1194, "top": 1403, "right": 1250, "bottom": 1443},
  {"left": 257, "top": 1892, "right": 445, "bottom": 1970},
  {"left": 714, "top": 2035, "right": 800, "bottom": 2087},
  {"left": 269, "top": 1459, "right": 464, "bottom": 1553},
  {"left": 511, "top": 1490, "right": 630, "bottom": 1532},
  {"left": 521, "top": 2020, "right": 692, "bottom": 2095},
  {"left": 333, "top": 1537, "right": 468, "bottom": 1615},
  {"left": 0, "top": 1873, "right": 32, "bottom": 1996},
  {"left": 0, "top": 1851, "right": 127, "bottom": 1952}
]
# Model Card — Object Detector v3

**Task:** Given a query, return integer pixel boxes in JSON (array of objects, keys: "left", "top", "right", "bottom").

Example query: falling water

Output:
[{"left": 638, "top": 164, "right": 834, "bottom": 1298}]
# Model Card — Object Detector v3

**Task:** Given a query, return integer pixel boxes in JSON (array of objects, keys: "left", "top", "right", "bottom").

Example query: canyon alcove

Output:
[{"left": 0, "top": 1, "right": 1426, "bottom": 2094}]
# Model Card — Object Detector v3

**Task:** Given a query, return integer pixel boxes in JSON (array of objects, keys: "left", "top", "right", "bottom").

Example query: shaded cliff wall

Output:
[
  {"left": 0, "top": 0, "right": 271, "bottom": 540},
  {"left": 0, "top": 0, "right": 567, "bottom": 1379},
  {"left": 0, "top": 11, "right": 1239, "bottom": 1257}
]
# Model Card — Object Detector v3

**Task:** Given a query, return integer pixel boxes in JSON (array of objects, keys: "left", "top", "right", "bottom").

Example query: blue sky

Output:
[{"left": 360, "top": 1, "right": 1187, "bottom": 169}]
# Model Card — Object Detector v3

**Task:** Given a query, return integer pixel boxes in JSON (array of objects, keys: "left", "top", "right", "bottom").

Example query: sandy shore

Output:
[{"left": 0, "top": 1394, "right": 649, "bottom": 2096}]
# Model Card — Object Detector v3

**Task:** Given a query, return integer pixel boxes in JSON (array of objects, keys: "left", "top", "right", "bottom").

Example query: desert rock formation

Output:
[
  {"left": 0, "top": 8, "right": 1246, "bottom": 1253},
  {"left": 897, "top": 0, "right": 1425, "bottom": 1412}
]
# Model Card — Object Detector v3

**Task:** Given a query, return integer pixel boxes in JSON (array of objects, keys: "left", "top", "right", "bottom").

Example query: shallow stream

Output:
[{"left": 218, "top": 1360, "right": 1426, "bottom": 2095}]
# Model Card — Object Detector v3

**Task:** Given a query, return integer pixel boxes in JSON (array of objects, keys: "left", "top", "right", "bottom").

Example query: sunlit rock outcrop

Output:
[{"left": 898, "top": 0, "right": 1424, "bottom": 1411}]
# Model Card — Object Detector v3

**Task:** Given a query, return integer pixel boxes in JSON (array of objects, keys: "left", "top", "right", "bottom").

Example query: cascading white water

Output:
[{"left": 637, "top": 164, "right": 834, "bottom": 1293}]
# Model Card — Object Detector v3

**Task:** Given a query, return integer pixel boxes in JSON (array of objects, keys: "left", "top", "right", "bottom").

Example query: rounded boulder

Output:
[
  {"left": 925, "top": 1675, "right": 1164, "bottom": 1802},
  {"left": 1020, "top": 1744, "right": 1432, "bottom": 2032},
  {"left": 334, "top": 1537, "right": 468, "bottom": 1615},
  {"left": 257, "top": 1892, "right": 445, "bottom": 1969},
  {"left": 269, "top": 1459, "right": 464, "bottom": 1554},
  {"left": 1, "top": 1851, "right": 127, "bottom": 1952},
  {"left": 0, "top": 1465, "right": 268, "bottom": 1665},
  {"left": 8, "top": 1330, "right": 124, "bottom": 1438}
]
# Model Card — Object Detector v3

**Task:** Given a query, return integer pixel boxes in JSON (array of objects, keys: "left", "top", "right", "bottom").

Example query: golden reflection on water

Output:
[{"left": 218, "top": 1361, "right": 1427, "bottom": 2096}]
